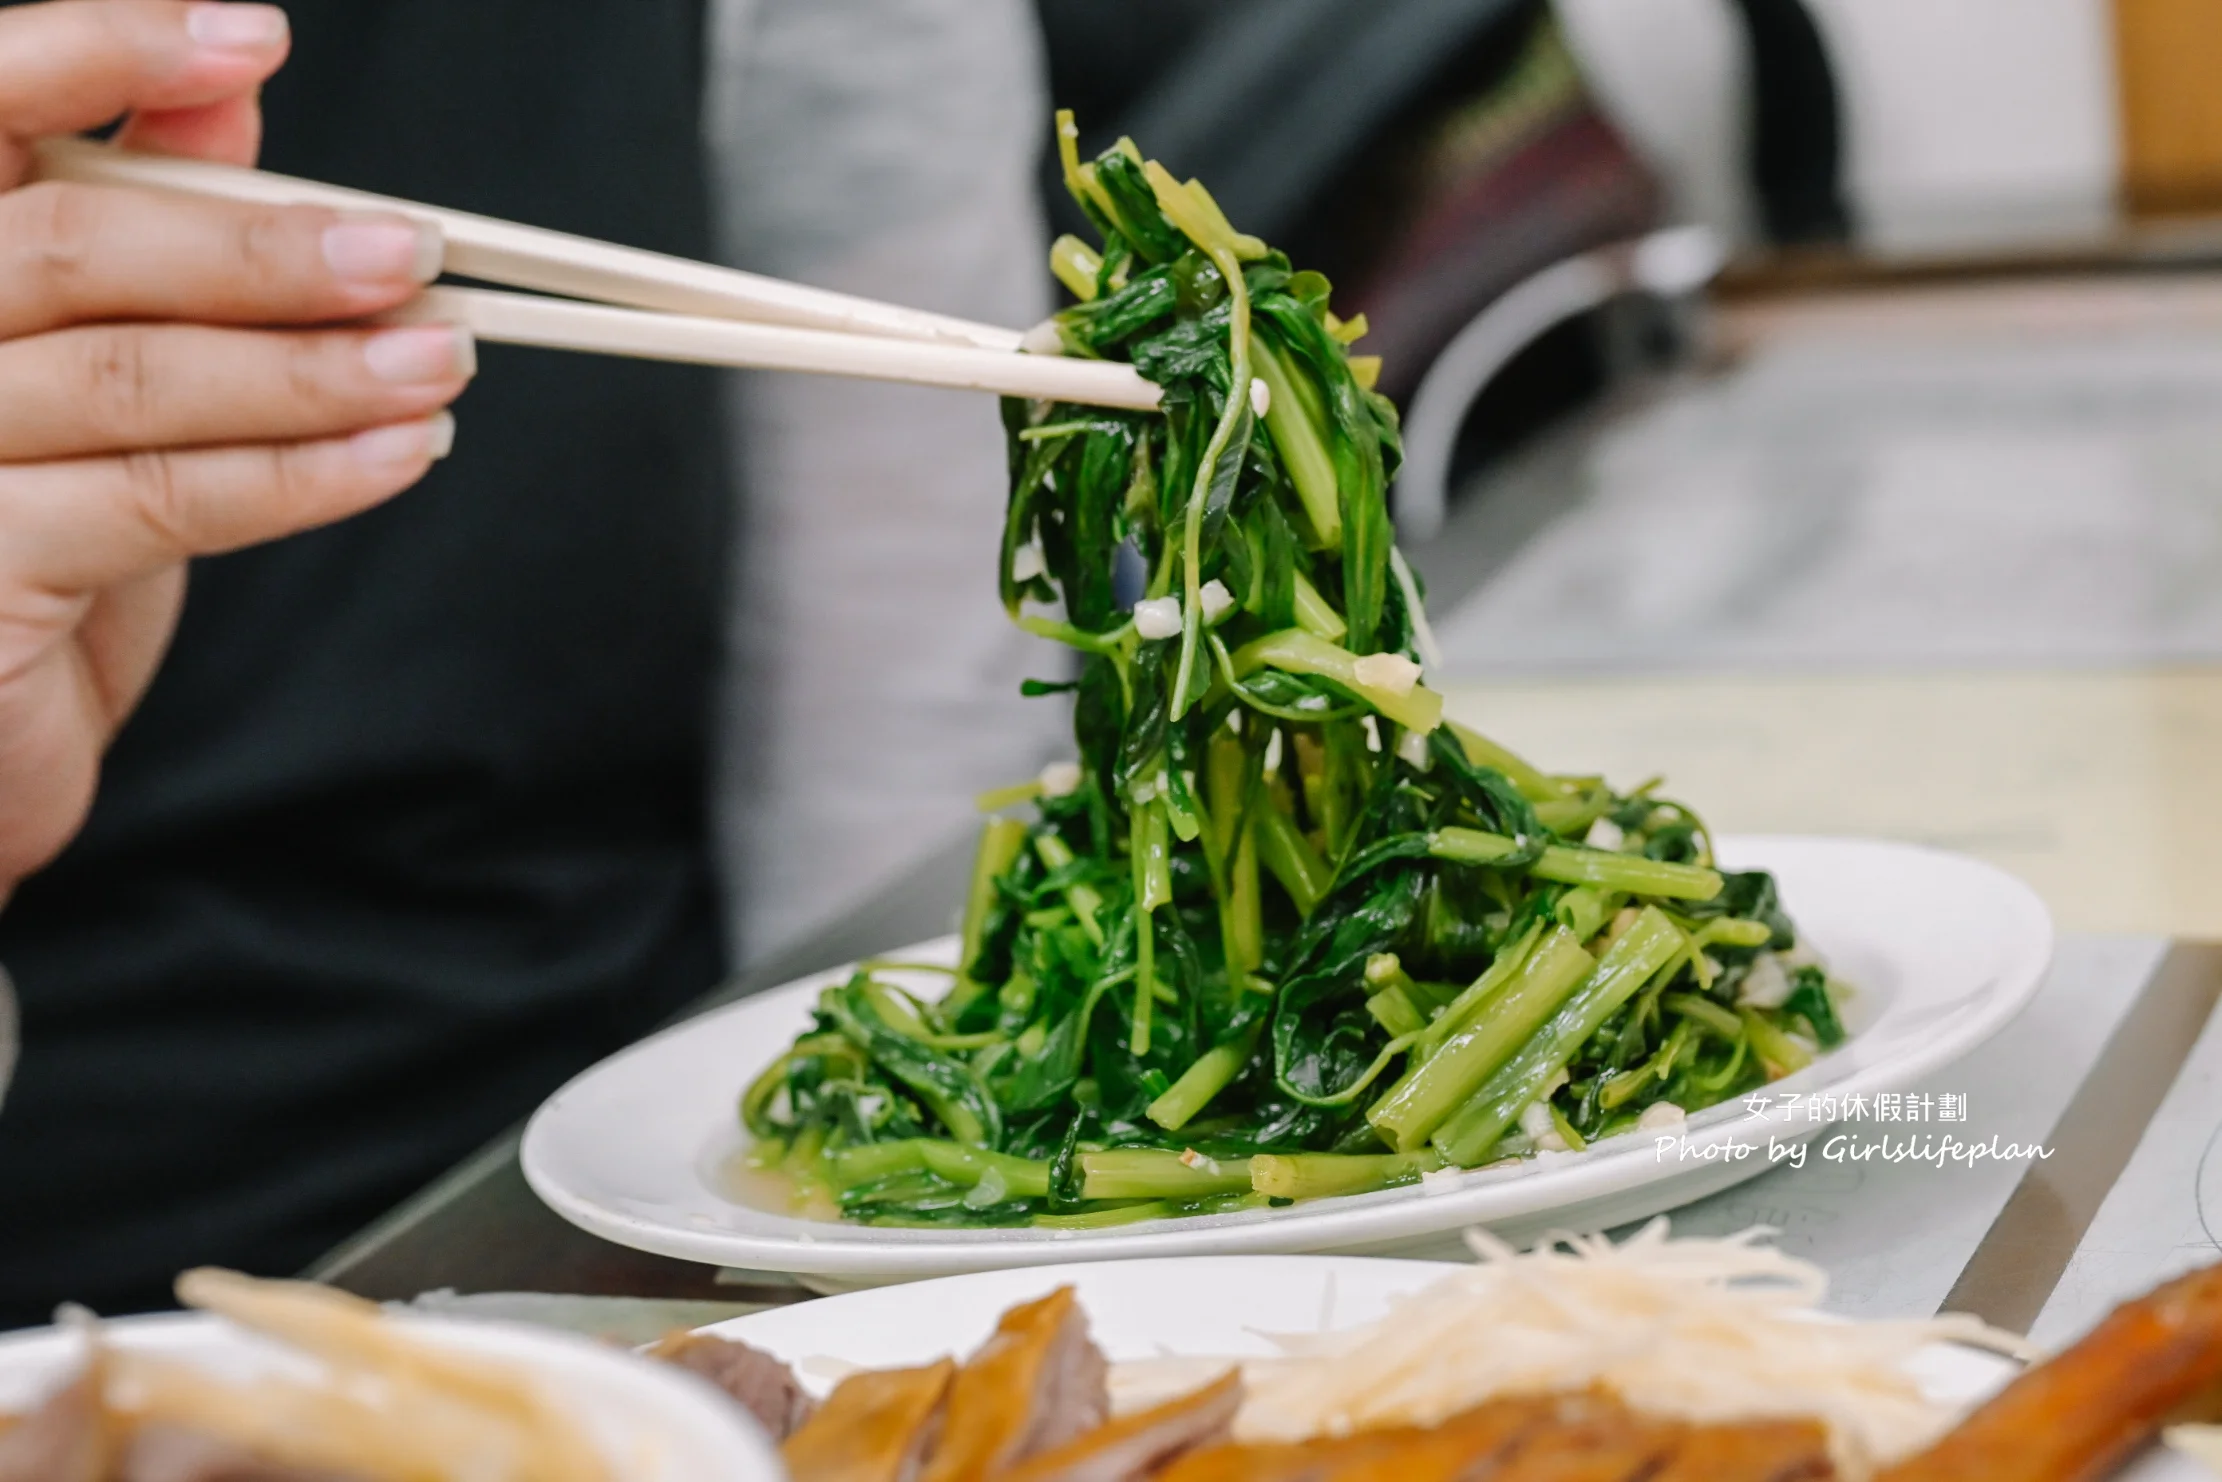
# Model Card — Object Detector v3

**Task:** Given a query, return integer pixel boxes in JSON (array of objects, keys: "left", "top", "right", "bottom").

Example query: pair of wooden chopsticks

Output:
[{"left": 28, "top": 138, "right": 1163, "bottom": 412}]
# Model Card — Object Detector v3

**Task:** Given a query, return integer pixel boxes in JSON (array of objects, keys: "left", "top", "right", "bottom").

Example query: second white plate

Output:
[
  {"left": 522, "top": 836, "right": 2052, "bottom": 1284},
  {"left": 701, "top": 1255, "right": 2190, "bottom": 1482},
  {"left": 0, "top": 1309, "right": 779, "bottom": 1482}
]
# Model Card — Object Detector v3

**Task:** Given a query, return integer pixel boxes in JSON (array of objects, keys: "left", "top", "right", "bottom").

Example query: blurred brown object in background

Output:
[{"left": 2115, "top": 0, "right": 2222, "bottom": 216}]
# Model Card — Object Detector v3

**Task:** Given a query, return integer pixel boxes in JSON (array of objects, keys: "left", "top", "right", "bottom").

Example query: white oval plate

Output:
[
  {"left": 523, "top": 837, "right": 2052, "bottom": 1285},
  {"left": 704, "top": 1255, "right": 2190, "bottom": 1481},
  {"left": 0, "top": 1309, "right": 781, "bottom": 1482}
]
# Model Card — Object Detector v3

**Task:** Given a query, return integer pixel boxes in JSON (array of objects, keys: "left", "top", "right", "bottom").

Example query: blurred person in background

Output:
[
  {"left": 0, "top": 0, "right": 1052, "bottom": 1328},
  {"left": 713, "top": 0, "right": 1057, "bottom": 960}
]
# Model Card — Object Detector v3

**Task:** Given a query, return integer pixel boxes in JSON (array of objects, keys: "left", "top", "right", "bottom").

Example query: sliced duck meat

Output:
[
  {"left": 1317, "top": 1394, "right": 1579, "bottom": 1482},
  {"left": 1879, "top": 1260, "right": 2222, "bottom": 1482},
  {"left": 999, "top": 1368, "right": 1243, "bottom": 1482},
  {"left": 650, "top": 1331, "right": 819, "bottom": 1440},
  {"left": 919, "top": 1287, "right": 1110, "bottom": 1482},
  {"left": 0, "top": 1370, "right": 110, "bottom": 1482},
  {"left": 119, "top": 1423, "right": 367, "bottom": 1482},
  {"left": 1151, "top": 1388, "right": 1832, "bottom": 1482},
  {"left": 1471, "top": 1391, "right": 1685, "bottom": 1482},
  {"left": 1157, "top": 1396, "right": 1563, "bottom": 1482},
  {"left": 1648, "top": 1420, "right": 1835, "bottom": 1482},
  {"left": 1152, "top": 1435, "right": 1331, "bottom": 1482},
  {"left": 785, "top": 1359, "right": 958, "bottom": 1482}
]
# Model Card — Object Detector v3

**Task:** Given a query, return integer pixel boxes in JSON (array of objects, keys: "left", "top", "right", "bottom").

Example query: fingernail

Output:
[
  {"left": 323, "top": 218, "right": 442, "bottom": 285},
  {"left": 362, "top": 325, "right": 475, "bottom": 384},
  {"left": 186, "top": 3, "right": 290, "bottom": 50},
  {"left": 352, "top": 413, "right": 454, "bottom": 468}
]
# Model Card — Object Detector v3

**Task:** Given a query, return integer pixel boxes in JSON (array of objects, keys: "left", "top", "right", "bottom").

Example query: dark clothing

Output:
[{"left": 0, "top": 0, "right": 728, "bottom": 1327}]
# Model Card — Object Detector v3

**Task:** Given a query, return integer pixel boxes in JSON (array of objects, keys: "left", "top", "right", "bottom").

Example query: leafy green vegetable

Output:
[
  {"left": 1785, "top": 965, "right": 1847, "bottom": 1047},
  {"left": 736, "top": 112, "right": 1849, "bottom": 1228}
]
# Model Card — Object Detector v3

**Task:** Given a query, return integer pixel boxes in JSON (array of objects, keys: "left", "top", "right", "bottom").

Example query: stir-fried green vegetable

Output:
[{"left": 738, "top": 115, "right": 1849, "bottom": 1228}]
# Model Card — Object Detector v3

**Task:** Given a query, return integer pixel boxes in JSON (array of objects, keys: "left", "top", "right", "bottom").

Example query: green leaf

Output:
[{"left": 1785, "top": 966, "right": 1846, "bottom": 1047}]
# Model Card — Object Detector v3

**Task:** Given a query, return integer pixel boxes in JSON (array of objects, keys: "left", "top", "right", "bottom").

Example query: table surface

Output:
[{"left": 314, "top": 270, "right": 2222, "bottom": 1345}]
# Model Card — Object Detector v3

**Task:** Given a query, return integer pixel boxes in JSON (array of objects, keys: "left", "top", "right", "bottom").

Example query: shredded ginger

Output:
[{"left": 1111, "top": 1222, "right": 2023, "bottom": 1480}]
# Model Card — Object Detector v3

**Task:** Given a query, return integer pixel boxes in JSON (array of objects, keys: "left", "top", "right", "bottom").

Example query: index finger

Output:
[{"left": 0, "top": 2, "right": 289, "bottom": 183}]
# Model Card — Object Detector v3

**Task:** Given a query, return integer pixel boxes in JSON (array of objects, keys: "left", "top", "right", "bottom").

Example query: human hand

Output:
[{"left": 0, "top": 1, "right": 475, "bottom": 903}]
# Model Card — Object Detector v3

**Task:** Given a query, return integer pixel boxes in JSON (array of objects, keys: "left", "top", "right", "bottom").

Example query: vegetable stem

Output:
[
  {"left": 1148, "top": 158, "right": 1255, "bottom": 721},
  {"left": 1695, "top": 918, "right": 1776, "bottom": 949},
  {"left": 1079, "top": 1148, "right": 1254, "bottom": 1200},
  {"left": 1414, "top": 923, "right": 1540, "bottom": 1059},
  {"left": 1366, "top": 984, "right": 1427, "bottom": 1038},
  {"left": 1134, "top": 799, "right": 1173, "bottom": 912},
  {"left": 1226, "top": 823, "right": 1264, "bottom": 971},
  {"left": 1147, "top": 1021, "right": 1264, "bottom": 1130},
  {"left": 975, "top": 779, "right": 1043, "bottom": 812},
  {"left": 827, "top": 1139, "right": 1052, "bottom": 1199},
  {"left": 1429, "top": 827, "right": 1723, "bottom": 901},
  {"left": 1252, "top": 336, "right": 1342, "bottom": 548},
  {"left": 1130, "top": 800, "right": 1171, "bottom": 1054},
  {"left": 825, "top": 1140, "right": 926, "bottom": 1189},
  {"left": 1230, "top": 629, "right": 1444, "bottom": 735},
  {"left": 1206, "top": 731, "right": 1265, "bottom": 974},
  {"left": 1447, "top": 721, "right": 1566, "bottom": 803},
  {"left": 1032, "top": 1200, "right": 1167, "bottom": 1230},
  {"left": 1533, "top": 791, "right": 1611, "bottom": 838},
  {"left": 1050, "top": 234, "right": 1103, "bottom": 300},
  {"left": 1292, "top": 571, "right": 1349, "bottom": 640},
  {"left": 1389, "top": 547, "right": 1443, "bottom": 669},
  {"left": 1602, "top": 1020, "right": 1694, "bottom": 1111},
  {"left": 1664, "top": 992, "right": 1742, "bottom": 1040},
  {"left": 1017, "top": 614, "right": 1129, "bottom": 656},
  {"left": 1742, "top": 1007, "right": 1816, "bottom": 1077},
  {"left": 1255, "top": 803, "right": 1330, "bottom": 917},
  {"left": 946, "top": 818, "right": 1029, "bottom": 1015},
  {"left": 1036, "top": 832, "right": 1107, "bottom": 948},
  {"left": 918, "top": 1141, "right": 1053, "bottom": 1198},
  {"left": 1554, "top": 886, "right": 1625, "bottom": 943},
  {"left": 1249, "top": 1148, "right": 1442, "bottom": 1201},
  {"left": 1368, "top": 926, "right": 1595, "bottom": 1152},
  {"left": 1432, "top": 907, "right": 1683, "bottom": 1166}
]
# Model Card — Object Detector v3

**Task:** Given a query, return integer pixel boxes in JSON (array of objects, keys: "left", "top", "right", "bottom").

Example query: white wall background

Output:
[
  {"left": 1808, "top": 0, "right": 2120, "bottom": 252},
  {"left": 1554, "top": 0, "right": 2122, "bottom": 256}
]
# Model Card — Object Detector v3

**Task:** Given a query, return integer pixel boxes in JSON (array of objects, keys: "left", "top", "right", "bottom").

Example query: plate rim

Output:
[
  {"left": 692, "top": 1250, "right": 2023, "bottom": 1410},
  {"left": 702, "top": 1250, "right": 1473, "bottom": 1347},
  {"left": 0, "top": 1308, "right": 784, "bottom": 1481},
  {"left": 522, "top": 834, "right": 2054, "bottom": 1276},
  {"left": 700, "top": 1251, "right": 2222, "bottom": 1480}
]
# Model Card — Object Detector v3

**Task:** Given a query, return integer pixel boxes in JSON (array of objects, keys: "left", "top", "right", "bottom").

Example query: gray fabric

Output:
[{"left": 706, "top": 0, "right": 1064, "bottom": 960}]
